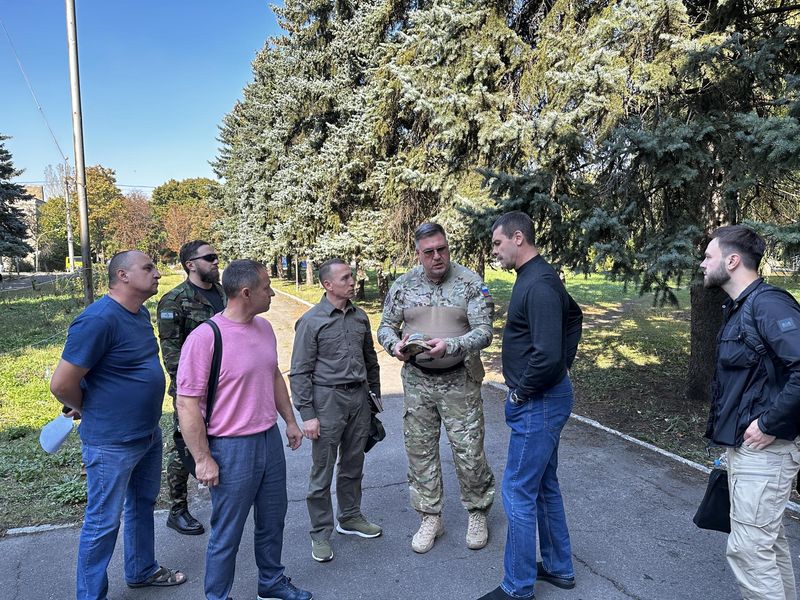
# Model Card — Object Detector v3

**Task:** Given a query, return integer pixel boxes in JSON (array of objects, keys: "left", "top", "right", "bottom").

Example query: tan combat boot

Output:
[
  {"left": 411, "top": 513, "right": 444, "bottom": 553},
  {"left": 466, "top": 510, "right": 488, "bottom": 550}
]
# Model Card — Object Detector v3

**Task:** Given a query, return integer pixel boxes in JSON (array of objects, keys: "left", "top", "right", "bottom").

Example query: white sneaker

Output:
[
  {"left": 411, "top": 513, "right": 444, "bottom": 553},
  {"left": 466, "top": 510, "right": 488, "bottom": 550}
]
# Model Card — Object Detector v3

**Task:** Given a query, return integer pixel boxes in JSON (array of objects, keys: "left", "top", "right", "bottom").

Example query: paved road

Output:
[{"left": 3, "top": 292, "right": 800, "bottom": 600}]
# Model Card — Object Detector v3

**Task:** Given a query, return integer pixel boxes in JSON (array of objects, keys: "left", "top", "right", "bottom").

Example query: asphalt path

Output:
[{"left": 3, "top": 291, "right": 800, "bottom": 600}]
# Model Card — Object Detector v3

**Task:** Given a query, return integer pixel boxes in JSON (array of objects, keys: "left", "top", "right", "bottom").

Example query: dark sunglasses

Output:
[{"left": 189, "top": 253, "right": 219, "bottom": 263}]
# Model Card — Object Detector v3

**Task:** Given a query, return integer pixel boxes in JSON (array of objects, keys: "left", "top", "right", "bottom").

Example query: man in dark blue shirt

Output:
[
  {"left": 50, "top": 250, "right": 186, "bottom": 600},
  {"left": 478, "top": 212, "right": 582, "bottom": 600}
]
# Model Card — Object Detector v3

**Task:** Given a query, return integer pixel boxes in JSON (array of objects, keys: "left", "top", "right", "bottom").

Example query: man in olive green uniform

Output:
[
  {"left": 377, "top": 223, "right": 495, "bottom": 554},
  {"left": 290, "top": 258, "right": 382, "bottom": 563},
  {"left": 157, "top": 240, "right": 225, "bottom": 535}
]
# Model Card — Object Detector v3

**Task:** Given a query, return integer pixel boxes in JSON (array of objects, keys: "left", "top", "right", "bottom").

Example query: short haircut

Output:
[
  {"left": 179, "top": 240, "right": 211, "bottom": 274},
  {"left": 492, "top": 211, "right": 535, "bottom": 245},
  {"left": 107, "top": 250, "right": 137, "bottom": 286},
  {"left": 711, "top": 225, "right": 765, "bottom": 271},
  {"left": 222, "top": 259, "right": 266, "bottom": 298},
  {"left": 414, "top": 222, "right": 446, "bottom": 246},
  {"left": 318, "top": 258, "right": 349, "bottom": 285}
]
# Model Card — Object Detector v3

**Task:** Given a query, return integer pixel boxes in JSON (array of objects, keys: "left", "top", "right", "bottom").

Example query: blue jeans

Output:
[
  {"left": 77, "top": 428, "right": 162, "bottom": 600},
  {"left": 502, "top": 376, "right": 574, "bottom": 599},
  {"left": 205, "top": 426, "right": 287, "bottom": 600}
]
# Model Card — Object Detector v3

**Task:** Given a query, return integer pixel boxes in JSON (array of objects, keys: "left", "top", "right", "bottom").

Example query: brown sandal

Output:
[{"left": 127, "top": 565, "right": 187, "bottom": 588}]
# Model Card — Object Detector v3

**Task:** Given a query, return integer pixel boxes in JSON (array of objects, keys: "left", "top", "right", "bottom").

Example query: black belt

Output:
[
  {"left": 318, "top": 381, "right": 364, "bottom": 391},
  {"left": 409, "top": 361, "right": 465, "bottom": 376}
]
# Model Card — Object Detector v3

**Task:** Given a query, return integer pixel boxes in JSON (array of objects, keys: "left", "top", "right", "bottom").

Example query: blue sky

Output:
[{"left": 1, "top": 1, "right": 283, "bottom": 194}]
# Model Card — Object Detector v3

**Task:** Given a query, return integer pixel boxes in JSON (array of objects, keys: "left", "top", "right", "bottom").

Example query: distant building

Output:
[{"left": 0, "top": 185, "right": 44, "bottom": 272}]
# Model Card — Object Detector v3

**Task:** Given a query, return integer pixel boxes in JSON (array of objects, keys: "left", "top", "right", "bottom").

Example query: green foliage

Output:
[
  {"left": 0, "top": 271, "right": 185, "bottom": 529},
  {"left": 38, "top": 195, "right": 73, "bottom": 268},
  {"left": 0, "top": 134, "right": 34, "bottom": 257},
  {"left": 464, "top": 0, "right": 800, "bottom": 307},
  {"left": 82, "top": 165, "right": 125, "bottom": 260},
  {"left": 214, "top": 0, "right": 533, "bottom": 267},
  {"left": 46, "top": 477, "right": 87, "bottom": 505}
]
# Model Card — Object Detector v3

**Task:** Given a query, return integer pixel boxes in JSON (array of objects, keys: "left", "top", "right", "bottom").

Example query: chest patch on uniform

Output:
[
  {"left": 160, "top": 311, "right": 174, "bottom": 320},
  {"left": 778, "top": 318, "right": 796, "bottom": 332}
]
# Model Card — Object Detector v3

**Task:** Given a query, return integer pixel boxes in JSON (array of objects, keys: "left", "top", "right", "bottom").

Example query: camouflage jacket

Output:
[
  {"left": 157, "top": 280, "right": 226, "bottom": 398},
  {"left": 377, "top": 262, "right": 493, "bottom": 380}
]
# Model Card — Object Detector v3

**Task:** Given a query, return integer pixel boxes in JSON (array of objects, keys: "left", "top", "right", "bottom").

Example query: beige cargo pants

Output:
[{"left": 726, "top": 439, "right": 800, "bottom": 600}]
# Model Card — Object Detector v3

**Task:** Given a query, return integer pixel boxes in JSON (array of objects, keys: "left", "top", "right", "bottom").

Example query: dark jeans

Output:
[
  {"left": 204, "top": 426, "right": 287, "bottom": 600},
  {"left": 77, "top": 428, "right": 162, "bottom": 600},
  {"left": 501, "top": 375, "right": 574, "bottom": 599}
]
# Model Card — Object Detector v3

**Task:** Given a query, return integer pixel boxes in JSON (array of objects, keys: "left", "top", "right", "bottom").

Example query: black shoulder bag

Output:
[
  {"left": 174, "top": 319, "right": 222, "bottom": 478},
  {"left": 693, "top": 468, "right": 731, "bottom": 533}
]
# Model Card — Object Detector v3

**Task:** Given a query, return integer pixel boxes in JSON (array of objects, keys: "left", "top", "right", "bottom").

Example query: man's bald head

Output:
[{"left": 108, "top": 250, "right": 141, "bottom": 286}]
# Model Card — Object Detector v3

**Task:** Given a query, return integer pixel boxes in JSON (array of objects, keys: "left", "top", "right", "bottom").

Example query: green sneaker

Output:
[
  {"left": 311, "top": 539, "right": 333, "bottom": 562},
  {"left": 336, "top": 515, "right": 383, "bottom": 538}
]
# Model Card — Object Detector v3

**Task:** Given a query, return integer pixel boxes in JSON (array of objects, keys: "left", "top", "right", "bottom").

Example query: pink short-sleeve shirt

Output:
[{"left": 177, "top": 313, "right": 279, "bottom": 437}]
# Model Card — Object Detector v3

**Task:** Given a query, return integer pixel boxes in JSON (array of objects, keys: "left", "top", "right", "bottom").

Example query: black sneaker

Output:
[
  {"left": 258, "top": 576, "right": 312, "bottom": 600},
  {"left": 476, "top": 586, "right": 516, "bottom": 600},
  {"left": 166, "top": 507, "right": 205, "bottom": 535},
  {"left": 537, "top": 561, "right": 576, "bottom": 589}
]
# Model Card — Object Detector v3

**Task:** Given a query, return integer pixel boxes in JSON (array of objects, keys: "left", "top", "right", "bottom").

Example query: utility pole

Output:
[
  {"left": 63, "top": 160, "right": 75, "bottom": 273},
  {"left": 65, "top": 0, "right": 93, "bottom": 305}
]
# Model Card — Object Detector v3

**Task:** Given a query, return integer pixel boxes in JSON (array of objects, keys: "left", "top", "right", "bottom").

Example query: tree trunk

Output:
[
  {"left": 276, "top": 257, "right": 284, "bottom": 279},
  {"left": 377, "top": 267, "right": 389, "bottom": 306},
  {"left": 354, "top": 257, "right": 366, "bottom": 300},
  {"left": 294, "top": 256, "right": 300, "bottom": 289},
  {"left": 685, "top": 277, "right": 728, "bottom": 404},
  {"left": 475, "top": 253, "right": 485, "bottom": 279},
  {"left": 305, "top": 257, "right": 314, "bottom": 286}
]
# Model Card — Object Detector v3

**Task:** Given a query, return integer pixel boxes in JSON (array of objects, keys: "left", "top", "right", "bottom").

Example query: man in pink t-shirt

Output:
[{"left": 176, "top": 259, "right": 312, "bottom": 600}]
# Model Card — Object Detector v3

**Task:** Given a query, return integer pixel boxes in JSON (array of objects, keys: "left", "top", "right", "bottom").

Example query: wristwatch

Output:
[{"left": 510, "top": 390, "right": 526, "bottom": 405}]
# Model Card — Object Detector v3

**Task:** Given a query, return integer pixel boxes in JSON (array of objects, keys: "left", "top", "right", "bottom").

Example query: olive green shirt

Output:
[{"left": 290, "top": 294, "right": 381, "bottom": 421}]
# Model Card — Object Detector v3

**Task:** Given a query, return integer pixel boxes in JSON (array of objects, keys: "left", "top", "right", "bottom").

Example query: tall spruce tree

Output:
[
  {"left": 0, "top": 135, "right": 33, "bottom": 258},
  {"left": 470, "top": 0, "right": 800, "bottom": 403},
  {"left": 365, "top": 0, "right": 533, "bottom": 259}
]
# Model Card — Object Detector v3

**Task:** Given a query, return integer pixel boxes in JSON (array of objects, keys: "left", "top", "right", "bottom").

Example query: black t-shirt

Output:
[{"left": 189, "top": 281, "right": 224, "bottom": 314}]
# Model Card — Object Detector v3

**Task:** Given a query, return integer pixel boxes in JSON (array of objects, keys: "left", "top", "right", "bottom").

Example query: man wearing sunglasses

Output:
[
  {"left": 378, "top": 222, "right": 496, "bottom": 554},
  {"left": 157, "top": 240, "right": 226, "bottom": 535}
]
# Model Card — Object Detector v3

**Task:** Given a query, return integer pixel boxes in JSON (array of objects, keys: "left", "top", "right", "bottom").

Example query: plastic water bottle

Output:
[{"left": 714, "top": 452, "right": 728, "bottom": 470}]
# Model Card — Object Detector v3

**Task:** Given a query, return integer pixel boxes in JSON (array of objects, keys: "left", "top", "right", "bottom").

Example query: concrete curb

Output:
[
  {"left": 273, "top": 287, "right": 314, "bottom": 307},
  {"left": 486, "top": 380, "right": 800, "bottom": 516}
]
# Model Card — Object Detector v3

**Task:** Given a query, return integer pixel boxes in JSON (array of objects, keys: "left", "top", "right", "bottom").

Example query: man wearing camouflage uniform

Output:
[
  {"left": 157, "top": 240, "right": 226, "bottom": 535},
  {"left": 378, "top": 222, "right": 495, "bottom": 553}
]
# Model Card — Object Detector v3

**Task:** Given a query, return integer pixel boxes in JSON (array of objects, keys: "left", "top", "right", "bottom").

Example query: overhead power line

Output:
[
  {"left": 17, "top": 180, "right": 158, "bottom": 190},
  {"left": 0, "top": 17, "right": 69, "bottom": 163}
]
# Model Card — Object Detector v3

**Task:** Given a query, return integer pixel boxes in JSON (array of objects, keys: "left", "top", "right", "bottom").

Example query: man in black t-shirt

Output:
[{"left": 157, "top": 240, "right": 226, "bottom": 535}]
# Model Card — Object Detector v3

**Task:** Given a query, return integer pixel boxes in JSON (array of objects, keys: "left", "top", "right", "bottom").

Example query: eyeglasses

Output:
[
  {"left": 189, "top": 253, "right": 218, "bottom": 263},
  {"left": 420, "top": 246, "right": 449, "bottom": 258}
]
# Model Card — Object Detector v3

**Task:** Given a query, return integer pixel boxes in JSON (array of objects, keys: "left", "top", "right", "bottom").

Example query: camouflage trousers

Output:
[
  {"left": 401, "top": 364, "right": 495, "bottom": 515},
  {"left": 165, "top": 408, "right": 190, "bottom": 511}
]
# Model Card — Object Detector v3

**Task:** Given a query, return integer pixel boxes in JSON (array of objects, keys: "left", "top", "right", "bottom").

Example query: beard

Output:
[
  {"left": 703, "top": 264, "right": 730, "bottom": 289},
  {"left": 199, "top": 268, "right": 220, "bottom": 284}
]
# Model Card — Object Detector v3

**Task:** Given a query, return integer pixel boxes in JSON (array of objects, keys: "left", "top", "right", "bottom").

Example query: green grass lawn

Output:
[{"left": 0, "top": 269, "right": 184, "bottom": 533}]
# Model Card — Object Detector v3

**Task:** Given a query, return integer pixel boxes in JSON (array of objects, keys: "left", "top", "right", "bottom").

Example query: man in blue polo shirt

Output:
[{"left": 50, "top": 250, "right": 186, "bottom": 600}]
